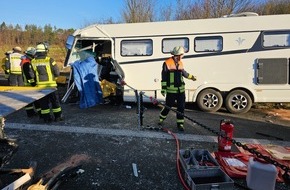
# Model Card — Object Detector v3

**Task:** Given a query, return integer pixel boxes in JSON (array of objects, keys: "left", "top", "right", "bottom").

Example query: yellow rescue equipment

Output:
[{"left": 100, "top": 79, "right": 116, "bottom": 98}]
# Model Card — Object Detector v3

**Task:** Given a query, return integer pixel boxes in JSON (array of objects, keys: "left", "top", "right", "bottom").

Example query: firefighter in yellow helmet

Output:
[
  {"left": 158, "top": 46, "right": 197, "bottom": 131},
  {"left": 5, "top": 46, "right": 24, "bottom": 86},
  {"left": 30, "top": 43, "right": 63, "bottom": 123}
]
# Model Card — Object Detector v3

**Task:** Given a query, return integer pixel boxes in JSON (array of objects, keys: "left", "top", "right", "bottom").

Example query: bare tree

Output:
[
  {"left": 257, "top": 0, "right": 290, "bottom": 15},
  {"left": 158, "top": 3, "right": 174, "bottom": 21},
  {"left": 175, "top": 0, "right": 261, "bottom": 20},
  {"left": 174, "top": 0, "right": 195, "bottom": 20},
  {"left": 121, "top": 0, "right": 155, "bottom": 23}
]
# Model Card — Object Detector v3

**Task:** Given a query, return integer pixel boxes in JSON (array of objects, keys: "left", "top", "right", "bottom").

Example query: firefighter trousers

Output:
[
  {"left": 9, "top": 74, "right": 24, "bottom": 86},
  {"left": 39, "top": 90, "right": 62, "bottom": 121},
  {"left": 160, "top": 92, "right": 185, "bottom": 125},
  {"left": 25, "top": 100, "right": 41, "bottom": 117}
]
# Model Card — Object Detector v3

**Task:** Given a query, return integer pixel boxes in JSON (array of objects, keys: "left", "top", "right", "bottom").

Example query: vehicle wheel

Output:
[
  {"left": 225, "top": 90, "right": 252, "bottom": 114},
  {"left": 196, "top": 89, "right": 223, "bottom": 112}
]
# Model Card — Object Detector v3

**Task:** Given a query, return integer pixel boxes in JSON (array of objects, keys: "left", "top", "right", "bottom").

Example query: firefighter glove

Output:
[
  {"left": 28, "top": 79, "right": 35, "bottom": 84},
  {"left": 191, "top": 75, "right": 197, "bottom": 81},
  {"left": 161, "top": 89, "right": 166, "bottom": 97}
]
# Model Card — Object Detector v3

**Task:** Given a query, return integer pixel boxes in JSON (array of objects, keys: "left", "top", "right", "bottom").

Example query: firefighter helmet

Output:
[
  {"left": 13, "top": 46, "right": 22, "bottom": 52},
  {"left": 25, "top": 47, "right": 36, "bottom": 56},
  {"left": 36, "top": 43, "right": 48, "bottom": 52},
  {"left": 171, "top": 46, "right": 185, "bottom": 56}
]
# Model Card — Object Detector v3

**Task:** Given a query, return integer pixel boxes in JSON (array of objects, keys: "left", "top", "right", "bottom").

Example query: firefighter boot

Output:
[
  {"left": 177, "top": 123, "right": 184, "bottom": 131},
  {"left": 54, "top": 112, "right": 64, "bottom": 122},
  {"left": 158, "top": 119, "right": 164, "bottom": 126},
  {"left": 26, "top": 109, "right": 37, "bottom": 118},
  {"left": 43, "top": 114, "right": 53, "bottom": 123},
  {"left": 158, "top": 114, "right": 166, "bottom": 126},
  {"left": 38, "top": 111, "right": 42, "bottom": 119},
  {"left": 54, "top": 116, "right": 64, "bottom": 122}
]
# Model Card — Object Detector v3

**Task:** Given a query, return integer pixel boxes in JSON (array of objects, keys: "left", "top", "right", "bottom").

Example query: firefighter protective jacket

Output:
[
  {"left": 161, "top": 57, "right": 192, "bottom": 93},
  {"left": 31, "top": 54, "right": 59, "bottom": 87},
  {"left": 6, "top": 52, "right": 23, "bottom": 74},
  {"left": 21, "top": 55, "right": 36, "bottom": 86}
]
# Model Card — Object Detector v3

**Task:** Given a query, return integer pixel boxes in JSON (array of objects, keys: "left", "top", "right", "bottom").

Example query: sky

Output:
[{"left": 0, "top": 0, "right": 176, "bottom": 30}]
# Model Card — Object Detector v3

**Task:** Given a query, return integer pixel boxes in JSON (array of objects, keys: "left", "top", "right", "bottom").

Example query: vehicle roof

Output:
[{"left": 73, "top": 14, "right": 290, "bottom": 38}]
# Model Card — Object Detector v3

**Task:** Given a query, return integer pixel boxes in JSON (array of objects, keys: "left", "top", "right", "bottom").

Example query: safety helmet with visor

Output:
[{"left": 25, "top": 47, "right": 36, "bottom": 56}]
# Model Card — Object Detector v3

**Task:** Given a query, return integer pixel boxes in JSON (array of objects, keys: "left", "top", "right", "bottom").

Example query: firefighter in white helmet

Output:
[
  {"left": 30, "top": 42, "right": 63, "bottom": 123},
  {"left": 158, "top": 46, "right": 197, "bottom": 131}
]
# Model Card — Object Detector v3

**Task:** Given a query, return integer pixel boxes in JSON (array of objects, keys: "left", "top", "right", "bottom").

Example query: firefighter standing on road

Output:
[
  {"left": 5, "top": 46, "right": 24, "bottom": 86},
  {"left": 21, "top": 47, "right": 41, "bottom": 118},
  {"left": 159, "top": 46, "right": 197, "bottom": 131},
  {"left": 1, "top": 51, "right": 12, "bottom": 81},
  {"left": 31, "top": 43, "right": 63, "bottom": 123}
]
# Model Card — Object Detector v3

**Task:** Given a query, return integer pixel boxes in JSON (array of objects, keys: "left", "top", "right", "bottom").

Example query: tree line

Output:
[
  {"left": 121, "top": 0, "right": 290, "bottom": 22},
  {"left": 1, "top": 0, "right": 289, "bottom": 48},
  {"left": 0, "top": 23, "right": 74, "bottom": 48}
]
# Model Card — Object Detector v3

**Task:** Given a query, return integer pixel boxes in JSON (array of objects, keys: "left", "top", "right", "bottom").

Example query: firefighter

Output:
[
  {"left": 5, "top": 46, "right": 24, "bottom": 86},
  {"left": 31, "top": 43, "right": 63, "bottom": 123},
  {"left": 21, "top": 47, "right": 41, "bottom": 118},
  {"left": 1, "top": 51, "right": 12, "bottom": 81},
  {"left": 158, "top": 46, "right": 197, "bottom": 131}
]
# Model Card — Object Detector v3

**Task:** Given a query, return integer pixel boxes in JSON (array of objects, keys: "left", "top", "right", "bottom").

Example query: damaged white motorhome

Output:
[{"left": 63, "top": 13, "right": 290, "bottom": 114}]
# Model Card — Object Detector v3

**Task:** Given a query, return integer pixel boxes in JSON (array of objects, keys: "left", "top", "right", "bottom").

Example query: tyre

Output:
[
  {"left": 196, "top": 89, "right": 223, "bottom": 112},
  {"left": 225, "top": 90, "right": 252, "bottom": 114}
]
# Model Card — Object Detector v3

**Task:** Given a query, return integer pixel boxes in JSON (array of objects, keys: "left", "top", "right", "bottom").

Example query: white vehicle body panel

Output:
[{"left": 64, "top": 14, "right": 290, "bottom": 112}]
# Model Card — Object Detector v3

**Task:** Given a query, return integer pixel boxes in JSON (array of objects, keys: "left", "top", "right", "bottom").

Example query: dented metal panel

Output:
[{"left": 0, "top": 86, "right": 56, "bottom": 117}]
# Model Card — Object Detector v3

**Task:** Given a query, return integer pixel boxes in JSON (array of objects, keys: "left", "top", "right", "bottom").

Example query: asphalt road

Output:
[{"left": 1, "top": 99, "right": 290, "bottom": 190}]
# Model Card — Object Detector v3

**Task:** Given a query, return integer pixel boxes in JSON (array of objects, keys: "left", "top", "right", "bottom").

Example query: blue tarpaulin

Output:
[{"left": 72, "top": 56, "right": 103, "bottom": 108}]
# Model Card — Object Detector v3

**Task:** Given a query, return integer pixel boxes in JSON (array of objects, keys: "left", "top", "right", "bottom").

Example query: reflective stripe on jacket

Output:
[
  {"left": 163, "top": 57, "right": 185, "bottom": 93},
  {"left": 8, "top": 52, "right": 22, "bottom": 74},
  {"left": 31, "top": 56, "right": 57, "bottom": 87}
]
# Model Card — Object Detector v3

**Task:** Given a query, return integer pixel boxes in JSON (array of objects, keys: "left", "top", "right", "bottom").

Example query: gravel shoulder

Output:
[{"left": 1, "top": 81, "right": 290, "bottom": 190}]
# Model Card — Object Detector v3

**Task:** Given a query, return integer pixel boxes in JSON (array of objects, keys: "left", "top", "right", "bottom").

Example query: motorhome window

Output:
[
  {"left": 263, "top": 31, "right": 290, "bottom": 48},
  {"left": 121, "top": 39, "right": 153, "bottom": 56},
  {"left": 194, "top": 36, "right": 223, "bottom": 52},
  {"left": 162, "top": 38, "right": 189, "bottom": 53}
]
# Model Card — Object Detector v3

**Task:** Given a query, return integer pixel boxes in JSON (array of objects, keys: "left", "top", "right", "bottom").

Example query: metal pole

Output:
[{"left": 139, "top": 92, "right": 144, "bottom": 127}]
